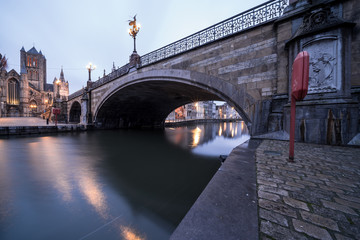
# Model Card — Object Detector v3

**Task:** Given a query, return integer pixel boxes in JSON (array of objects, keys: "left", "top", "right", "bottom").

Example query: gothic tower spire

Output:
[{"left": 60, "top": 66, "right": 65, "bottom": 81}]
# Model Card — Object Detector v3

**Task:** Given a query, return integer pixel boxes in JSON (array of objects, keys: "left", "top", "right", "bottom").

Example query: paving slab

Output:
[{"left": 256, "top": 140, "right": 360, "bottom": 240}]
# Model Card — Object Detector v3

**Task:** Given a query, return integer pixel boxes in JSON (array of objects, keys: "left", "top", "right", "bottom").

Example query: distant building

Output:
[
  {"left": 216, "top": 102, "right": 240, "bottom": 119},
  {"left": 0, "top": 46, "right": 69, "bottom": 117},
  {"left": 166, "top": 101, "right": 240, "bottom": 122}
]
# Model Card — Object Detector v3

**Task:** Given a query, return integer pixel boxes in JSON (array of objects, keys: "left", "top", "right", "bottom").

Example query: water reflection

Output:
[
  {"left": 165, "top": 121, "right": 250, "bottom": 156},
  {"left": 78, "top": 170, "right": 109, "bottom": 219},
  {"left": 120, "top": 225, "right": 145, "bottom": 240},
  {"left": 0, "top": 122, "right": 242, "bottom": 240},
  {"left": 27, "top": 137, "right": 74, "bottom": 202},
  {"left": 192, "top": 127, "right": 202, "bottom": 147}
]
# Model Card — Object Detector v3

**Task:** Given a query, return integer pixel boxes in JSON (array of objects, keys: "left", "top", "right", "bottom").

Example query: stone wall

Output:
[
  {"left": 136, "top": 23, "right": 278, "bottom": 135},
  {"left": 343, "top": 0, "right": 360, "bottom": 86}
]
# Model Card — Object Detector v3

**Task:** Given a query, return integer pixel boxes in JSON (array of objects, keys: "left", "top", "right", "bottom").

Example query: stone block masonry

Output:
[{"left": 256, "top": 140, "right": 360, "bottom": 239}]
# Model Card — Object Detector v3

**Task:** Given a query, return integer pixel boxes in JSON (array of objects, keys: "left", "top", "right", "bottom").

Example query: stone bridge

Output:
[{"left": 67, "top": 0, "right": 360, "bottom": 145}]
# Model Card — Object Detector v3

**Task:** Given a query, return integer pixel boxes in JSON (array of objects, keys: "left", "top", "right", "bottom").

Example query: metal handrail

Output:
[
  {"left": 75, "top": 0, "right": 288, "bottom": 95},
  {"left": 140, "top": 0, "right": 289, "bottom": 67},
  {"left": 68, "top": 88, "right": 85, "bottom": 100}
]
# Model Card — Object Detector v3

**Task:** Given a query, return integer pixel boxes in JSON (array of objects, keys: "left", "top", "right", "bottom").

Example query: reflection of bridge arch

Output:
[
  {"left": 69, "top": 101, "right": 81, "bottom": 123},
  {"left": 93, "top": 69, "right": 254, "bottom": 131}
]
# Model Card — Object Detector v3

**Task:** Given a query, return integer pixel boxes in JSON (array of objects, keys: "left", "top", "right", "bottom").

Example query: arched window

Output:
[
  {"left": 29, "top": 100, "right": 37, "bottom": 112},
  {"left": 7, "top": 79, "right": 20, "bottom": 105}
]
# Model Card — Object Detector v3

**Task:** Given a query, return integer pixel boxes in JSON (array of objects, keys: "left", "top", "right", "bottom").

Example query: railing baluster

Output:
[{"left": 76, "top": 0, "right": 289, "bottom": 94}]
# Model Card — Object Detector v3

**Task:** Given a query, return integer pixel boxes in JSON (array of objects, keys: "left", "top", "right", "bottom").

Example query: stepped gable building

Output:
[{"left": 0, "top": 46, "right": 69, "bottom": 117}]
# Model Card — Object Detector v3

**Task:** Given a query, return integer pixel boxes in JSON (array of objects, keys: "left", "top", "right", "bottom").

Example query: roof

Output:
[
  {"left": 45, "top": 83, "right": 54, "bottom": 92},
  {"left": 27, "top": 47, "right": 39, "bottom": 55}
]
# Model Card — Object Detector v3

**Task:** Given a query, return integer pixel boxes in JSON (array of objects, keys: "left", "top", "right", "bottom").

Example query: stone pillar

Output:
[
  {"left": 80, "top": 92, "right": 88, "bottom": 125},
  {"left": 0, "top": 101, "right": 3, "bottom": 117},
  {"left": 129, "top": 52, "right": 140, "bottom": 67}
]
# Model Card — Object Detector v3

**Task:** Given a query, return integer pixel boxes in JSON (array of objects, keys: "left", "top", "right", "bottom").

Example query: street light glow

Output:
[
  {"left": 86, "top": 62, "right": 96, "bottom": 81},
  {"left": 86, "top": 62, "right": 96, "bottom": 70}
]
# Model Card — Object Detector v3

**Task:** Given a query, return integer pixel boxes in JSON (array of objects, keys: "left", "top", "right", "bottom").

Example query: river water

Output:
[{"left": 0, "top": 121, "right": 249, "bottom": 240}]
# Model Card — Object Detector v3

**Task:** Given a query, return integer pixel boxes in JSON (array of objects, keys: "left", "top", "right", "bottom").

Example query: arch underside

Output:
[
  {"left": 69, "top": 101, "right": 81, "bottom": 123},
  {"left": 95, "top": 80, "right": 223, "bottom": 128}
]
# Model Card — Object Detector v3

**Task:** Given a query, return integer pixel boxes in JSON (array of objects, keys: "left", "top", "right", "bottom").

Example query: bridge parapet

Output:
[
  {"left": 140, "top": 0, "right": 288, "bottom": 67},
  {"left": 90, "top": 63, "right": 131, "bottom": 89},
  {"left": 68, "top": 88, "right": 85, "bottom": 101}
]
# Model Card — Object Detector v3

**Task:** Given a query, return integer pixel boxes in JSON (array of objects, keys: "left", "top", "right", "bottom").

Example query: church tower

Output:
[
  {"left": 53, "top": 67, "right": 69, "bottom": 101},
  {"left": 20, "top": 46, "right": 46, "bottom": 91}
]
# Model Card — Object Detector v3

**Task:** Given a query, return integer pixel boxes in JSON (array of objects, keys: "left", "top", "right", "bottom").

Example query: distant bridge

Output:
[{"left": 67, "top": 0, "right": 360, "bottom": 145}]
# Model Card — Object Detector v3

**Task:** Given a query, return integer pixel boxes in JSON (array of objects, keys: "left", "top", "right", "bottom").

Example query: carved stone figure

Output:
[{"left": 309, "top": 52, "right": 336, "bottom": 91}]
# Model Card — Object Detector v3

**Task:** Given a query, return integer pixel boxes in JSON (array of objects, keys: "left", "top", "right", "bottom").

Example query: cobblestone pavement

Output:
[{"left": 256, "top": 140, "right": 360, "bottom": 240}]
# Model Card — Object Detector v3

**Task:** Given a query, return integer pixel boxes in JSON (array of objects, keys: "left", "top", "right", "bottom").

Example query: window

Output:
[{"left": 7, "top": 79, "right": 19, "bottom": 105}]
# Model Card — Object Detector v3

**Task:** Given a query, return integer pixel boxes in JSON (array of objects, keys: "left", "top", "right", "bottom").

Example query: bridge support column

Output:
[{"left": 80, "top": 92, "right": 88, "bottom": 125}]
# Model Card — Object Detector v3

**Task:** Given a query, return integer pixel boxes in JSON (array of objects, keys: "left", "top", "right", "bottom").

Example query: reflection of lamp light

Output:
[
  {"left": 192, "top": 127, "right": 202, "bottom": 147},
  {"left": 120, "top": 226, "right": 145, "bottom": 240}
]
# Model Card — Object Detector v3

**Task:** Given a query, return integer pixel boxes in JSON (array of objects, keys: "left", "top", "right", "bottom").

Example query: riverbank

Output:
[
  {"left": 171, "top": 139, "right": 360, "bottom": 239},
  {"left": 170, "top": 139, "right": 260, "bottom": 240},
  {"left": 165, "top": 118, "right": 241, "bottom": 127},
  {"left": 0, "top": 117, "right": 86, "bottom": 136}
]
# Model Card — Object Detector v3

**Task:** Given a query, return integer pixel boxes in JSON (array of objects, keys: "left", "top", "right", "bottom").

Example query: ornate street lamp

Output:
[
  {"left": 86, "top": 62, "right": 96, "bottom": 82},
  {"left": 56, "top": 79, "right": 61, "bottom": 99},
  {"left": 128, "top": 15, "right": 141, "bottom": 53},
  {"left": 128, "top": 15, "right": 141, "bottom": 67}
]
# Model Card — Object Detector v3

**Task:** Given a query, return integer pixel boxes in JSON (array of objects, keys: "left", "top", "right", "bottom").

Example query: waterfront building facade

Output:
[
  {"left": 0, "top": 47, "right": 69, "bottom": 117},
  {"left": 166, "top": 101, "right": 240, "bottom": 122}
]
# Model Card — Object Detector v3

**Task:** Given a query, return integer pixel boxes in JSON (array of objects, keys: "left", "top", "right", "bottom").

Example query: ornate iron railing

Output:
[
  {"left": 76, "top": 0, "right": 289, "bottom": 95},
  {"left": 68, "top": 63, "right": 131, "bottom": 99},
  {"left": 68, "top": 88, "right": 85, "bottom": 100},
  {"left": 140, "top": 0, "right": 289, "bottom": 67},
  {"left": 90, "top": 63, "right": 130, "bottom": 89}
]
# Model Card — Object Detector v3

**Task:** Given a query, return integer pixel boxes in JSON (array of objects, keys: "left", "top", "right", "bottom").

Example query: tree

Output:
[{"left": 0, "top": 53, "right": 8, "bottom": 71}]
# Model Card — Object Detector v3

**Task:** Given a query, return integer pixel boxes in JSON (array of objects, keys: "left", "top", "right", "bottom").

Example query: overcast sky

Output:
[{"left": 1, "top": 0, "right": 267, "bottom": 94}]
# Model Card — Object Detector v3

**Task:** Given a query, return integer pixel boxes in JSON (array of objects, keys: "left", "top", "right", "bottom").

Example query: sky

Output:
[{"left": 0, "top": 0, "right": 267, "bottom": 94}]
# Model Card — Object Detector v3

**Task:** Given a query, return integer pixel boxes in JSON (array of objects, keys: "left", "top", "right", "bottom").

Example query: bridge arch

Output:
[
  {"left": 69, "top": 100, "right": 81, "bottom": 123},
  {"left": 93, "top": 69, "right": 254, "bottom": 130}
]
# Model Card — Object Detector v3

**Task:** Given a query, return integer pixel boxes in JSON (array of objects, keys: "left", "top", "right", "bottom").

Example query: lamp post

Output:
[
  {"left": 86, "top": 62, "right": 96, "bottom": 82},
  {"left": 128, "top": 15, "right": 140, "bottom": 53},
  {"left": 56, "top": 79, "right": 61, "bottom": 99}
]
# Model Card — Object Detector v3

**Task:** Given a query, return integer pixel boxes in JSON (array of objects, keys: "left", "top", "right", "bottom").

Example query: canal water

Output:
[{"left": 0, "top": 121, "right": 249, "bottom": 240}]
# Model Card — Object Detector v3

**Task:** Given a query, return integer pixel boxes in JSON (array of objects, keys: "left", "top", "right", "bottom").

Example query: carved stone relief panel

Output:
[{"left": 302, "top": 34, "right": 341, "bottom": 93}]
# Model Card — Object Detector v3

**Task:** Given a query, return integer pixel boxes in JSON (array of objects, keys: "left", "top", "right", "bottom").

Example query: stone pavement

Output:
[
  {"left": 0, "top": 117, "right": 61, "bottom": 126},
  {"left": 256, "top": 140, "right": 360, "bottom": 240},
  {"left": 0, "top": 117, "right": 84, "bottom": 136}
]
